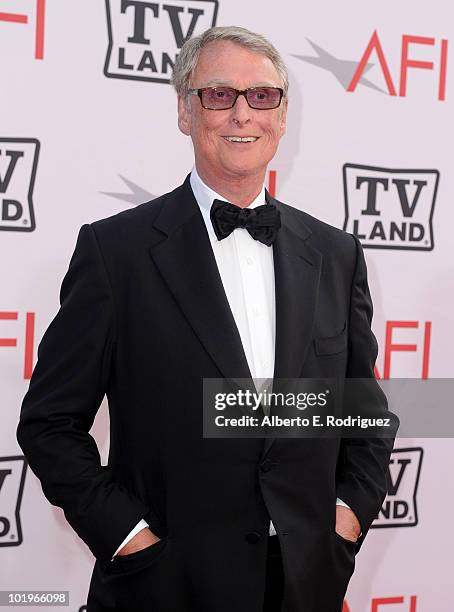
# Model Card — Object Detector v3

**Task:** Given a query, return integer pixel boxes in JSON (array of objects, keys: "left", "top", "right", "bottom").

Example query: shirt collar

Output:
[{"left": 190, "top": 165, "right": 266, "bottom": 214}]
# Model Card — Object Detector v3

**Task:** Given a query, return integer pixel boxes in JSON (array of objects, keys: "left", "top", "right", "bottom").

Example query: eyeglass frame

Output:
[{"left": 187, "top": 86, "right": 284, "bottom": 110}]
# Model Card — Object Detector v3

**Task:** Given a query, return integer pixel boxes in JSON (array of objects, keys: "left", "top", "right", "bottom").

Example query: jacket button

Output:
[
  {"left": 245, "top": 531, "right": 262, "bottom": 544},
  {"left": 260, "top": 459, "right": 272, "bottom": 472}
]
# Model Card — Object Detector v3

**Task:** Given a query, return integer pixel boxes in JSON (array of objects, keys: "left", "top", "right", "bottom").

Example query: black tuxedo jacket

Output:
[{"left": 17, "top": 174, "right": 398, "bottom": 612}]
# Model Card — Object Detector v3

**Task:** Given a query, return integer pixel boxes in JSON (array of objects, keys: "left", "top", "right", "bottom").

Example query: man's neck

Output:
[{"left": 195, "top": 164, "right": 265, "bottom": 208}]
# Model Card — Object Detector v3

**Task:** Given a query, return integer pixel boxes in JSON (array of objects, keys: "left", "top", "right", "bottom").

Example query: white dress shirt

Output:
[{"left": 111, "top": 166, "right": 349, "bottom": 559}]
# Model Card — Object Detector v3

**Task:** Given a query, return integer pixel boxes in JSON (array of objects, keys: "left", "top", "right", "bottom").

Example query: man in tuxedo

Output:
[{"left": 17, "top": 25, "right": 398, "bottom": 612}]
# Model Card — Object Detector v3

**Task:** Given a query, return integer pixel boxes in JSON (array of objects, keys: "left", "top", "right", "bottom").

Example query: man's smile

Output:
[{"left": 222, "top": 136, "right": 260, "bottom": 143}]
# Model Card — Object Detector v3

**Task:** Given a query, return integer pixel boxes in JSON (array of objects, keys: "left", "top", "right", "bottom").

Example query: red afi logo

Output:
[
  {"left": 375, "top": 321, "right": 432, "bottom": 380},
  {"left": 348, "top": 31, "right": 448, "bottom": 101},
  {"left": 0, "top": 0, "right": 46, "bottom": 59},
  {"left": 343, "top": 596, "right": 417, "bottom": 611}
]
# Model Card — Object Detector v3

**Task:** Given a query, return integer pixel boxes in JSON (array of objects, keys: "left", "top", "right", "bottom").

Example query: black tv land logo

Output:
[
  {"left": 0, "top": 138, "right": 40, "bottom": 232},
  {"left": 343, "top": 164, "right": 438, "bottom": 250},
  {"left": 0, "top": 456, "right": 27, "bottom": 547},
  {"left": 372, "top": 447, "right": 423, "bottom": 529},
  {"left": 104, "top": 0, "right": 219, "bottom": 83}
]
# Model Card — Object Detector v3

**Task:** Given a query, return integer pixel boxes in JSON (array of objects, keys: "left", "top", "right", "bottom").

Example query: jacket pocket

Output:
[
  {"left": 333, "top": 530, "right": 359, "bottom": 549},
  {"left": 314, "top": 323, "right": 347, "bottom": 356},
  {"left": 106, "top": 537, "right": 170, "bottom": 576}
]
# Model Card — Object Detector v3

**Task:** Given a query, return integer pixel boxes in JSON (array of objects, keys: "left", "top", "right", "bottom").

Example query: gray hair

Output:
[{"left": 170, "top": 25, "right": 289, "bottom": 110}]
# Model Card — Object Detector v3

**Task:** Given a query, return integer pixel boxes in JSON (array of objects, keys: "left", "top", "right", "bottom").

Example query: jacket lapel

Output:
[
  {"left": 261, "top": 190, "right": 323, "bottom": 458},
  {"left": 268, "top": 190, "right": 322, "bottom": 381},
  {"left": 148, "top": 175, "right": 254, "bottom": 389}
]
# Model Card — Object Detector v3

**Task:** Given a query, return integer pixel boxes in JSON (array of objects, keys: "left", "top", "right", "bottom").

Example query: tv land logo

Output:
[
  {"left": 0, "top": 456, "right": 27, "bottom": 547},
  {"left": 343, "top": 164, "right": 438, "bottom": 251},
  {"left": 0, "top": 138, "right": 40, "bottom": 232},
  {"left": 294, "top": 31, "right": 448, "bottom": 101},
  {"left": 104, "top": 0, "right": 219, "bottom": 83},
  {"left": 372, "top": 447, "right": 423, "bottom": 529}
]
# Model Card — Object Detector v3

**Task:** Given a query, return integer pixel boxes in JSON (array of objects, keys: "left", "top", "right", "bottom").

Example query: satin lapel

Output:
[
  {"left": 261, "top": 191, "right": 323, "bottom": 459},
  {"left": 147, "top": 175, "right": 254, "bottom": 394}
]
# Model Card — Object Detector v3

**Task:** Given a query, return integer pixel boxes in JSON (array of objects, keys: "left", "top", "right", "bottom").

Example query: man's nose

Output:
[{"left": 230, "top": 93, "right": 252, "bottom": 124}]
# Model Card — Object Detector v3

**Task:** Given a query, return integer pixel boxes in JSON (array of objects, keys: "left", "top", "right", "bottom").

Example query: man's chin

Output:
[{"left": 220, "top": 160, "right": 265, "bottom": 179}]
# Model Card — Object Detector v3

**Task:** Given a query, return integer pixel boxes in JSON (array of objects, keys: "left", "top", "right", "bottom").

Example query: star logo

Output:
[
  {"left": 292, "top": 39, "right": 387, "bottom": 94},
  {"left": 101, "top": 175, "right": 155, "bottom": 205}
]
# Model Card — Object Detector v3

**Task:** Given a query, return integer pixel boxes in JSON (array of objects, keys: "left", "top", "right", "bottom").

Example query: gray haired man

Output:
[{"left": 17, "top": 25, "right": 397, "bottom": 612}]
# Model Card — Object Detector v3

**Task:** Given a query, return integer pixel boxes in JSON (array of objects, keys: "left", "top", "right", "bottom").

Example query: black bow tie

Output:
[{"left": 210, "top": 199, "right": 281, "bottom": 246}]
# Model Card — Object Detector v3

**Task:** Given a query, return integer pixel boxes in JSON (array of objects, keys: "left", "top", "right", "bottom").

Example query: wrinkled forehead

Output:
[
  {"left": 197, "top": 79, "right": 280, "bottom": 89},
  {"left": 191, "top": 41, "right": 282, "bottom": 89}
]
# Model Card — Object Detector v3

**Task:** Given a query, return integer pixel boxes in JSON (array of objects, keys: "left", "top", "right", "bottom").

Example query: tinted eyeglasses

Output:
[{"left": 188, "top": 86, "right": 284, "bottom": 110}]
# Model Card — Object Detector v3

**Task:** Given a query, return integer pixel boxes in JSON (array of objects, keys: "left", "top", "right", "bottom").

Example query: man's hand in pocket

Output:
[
  {"left": 116, "top": 527, "right": 160, "bottom": 556},
  {"left": 335, "top": 505, "right": 361, "bottom": 543}
]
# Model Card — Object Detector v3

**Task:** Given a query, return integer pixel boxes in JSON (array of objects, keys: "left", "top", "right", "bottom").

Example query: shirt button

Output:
[
  {"left": 252, "top": 307, "right": 260, "bottom": 317},
  {"left": 246, "top": 257, "right": 253, "bottom": 265}
]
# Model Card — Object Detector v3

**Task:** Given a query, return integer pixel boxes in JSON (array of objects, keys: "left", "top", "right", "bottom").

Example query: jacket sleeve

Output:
[
  {"left": 16, "top": 223, "right": 151, "bottom": 564},
  {"left": 335, "top": 234, "right": 399, "bottom": 549}
]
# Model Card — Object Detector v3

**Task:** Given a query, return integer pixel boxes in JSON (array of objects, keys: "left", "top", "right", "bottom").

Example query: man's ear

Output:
[{"left": 177, "top": 95, "right": 191, "bottom": 136}]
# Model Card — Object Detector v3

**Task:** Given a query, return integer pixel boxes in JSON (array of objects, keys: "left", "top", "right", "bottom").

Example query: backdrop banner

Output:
[{"left": 1, "top": 1, "right": 452, "bottom": 610}]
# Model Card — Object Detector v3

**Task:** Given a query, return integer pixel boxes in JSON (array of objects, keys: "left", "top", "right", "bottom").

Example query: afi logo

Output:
[
  {"left": 375, "top": 321, "right": 432, "bottom": 380},
  {"left": 343, "top": 164, "right": 439, "bottom": 251},
  {"left": 0, "top": 139, "right": 40, "bottom": 232},
  {"left": 295, "top": 32, "right": 448, "bottom": 101},
  {"left": 344, "top": 596, "right": 418, "bottom": 612},
  {"left": 0, "top": 0, "right": 45, "bottom": 59},
  {"left": 349, "top": 32, "right": 448, "bottom": 101},
  {"left": 104, "top": 0, "right": 219, "bottom": 83},
  {"left": 0, "top": 456, "right": 27, "bottom": 547},
  {"left": 0, "top": 311, "right": 36, "bottom": 379},
  {"left": 372, "top": 447, "right": 423, "bottom": 528}
]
